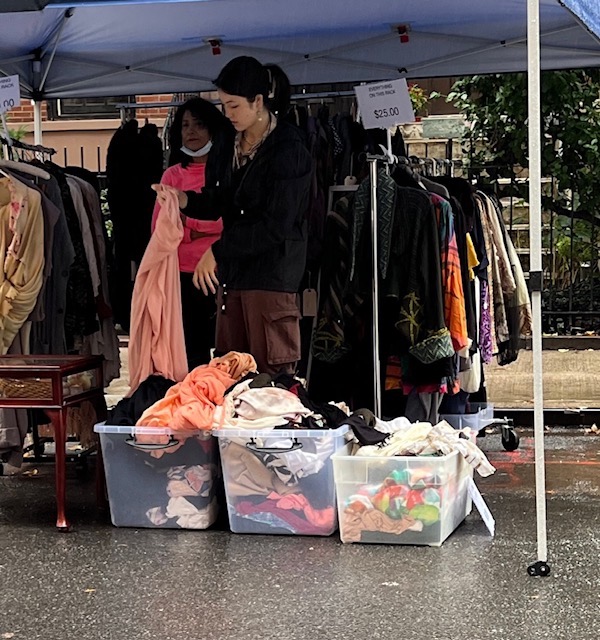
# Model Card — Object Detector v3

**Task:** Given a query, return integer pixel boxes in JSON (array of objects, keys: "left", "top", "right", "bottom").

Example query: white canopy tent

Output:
[{"left": 1, "top": 0, "right": 599, "bottom": 574}]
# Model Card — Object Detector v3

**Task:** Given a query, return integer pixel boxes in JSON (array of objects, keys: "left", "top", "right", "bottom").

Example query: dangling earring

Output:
[{"left": 257, "top": 111, "right": 263, "bottom": 122}]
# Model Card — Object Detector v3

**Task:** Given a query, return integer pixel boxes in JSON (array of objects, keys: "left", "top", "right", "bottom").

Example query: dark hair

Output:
[
  {"left": 214, "top": 56, "right": 291, "bottom": 117},
  {"left": 168, "top": 97, "right": 230, "bottom": 167}
]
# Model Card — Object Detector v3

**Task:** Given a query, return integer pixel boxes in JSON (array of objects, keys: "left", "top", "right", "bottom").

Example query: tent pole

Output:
[
  {"left": 39, "top": 10, "right": 74, "bottom": 92},
  {"left": 526, "top": 0, "right": 551, "bottom": 578},
  {"left": 33, "top": 100, "right": 43, "bottom": 146}
]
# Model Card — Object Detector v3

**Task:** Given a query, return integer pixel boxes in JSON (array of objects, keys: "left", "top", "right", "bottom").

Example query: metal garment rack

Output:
[
  {"left": 365, "top": 151, "right": 394, "bottom": 417},
  {"left": 0, "top": 133, "right": 56, "bottom": 159},
  {"left": 365, "top": 151, "right": 520, "bottom": 445},
  {"left": 115, "top": 89, "right": 358, "bottom": 122}
]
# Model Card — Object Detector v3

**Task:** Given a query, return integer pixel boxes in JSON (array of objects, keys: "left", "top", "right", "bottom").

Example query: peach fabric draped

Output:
[{"left": 128, "top": 186, "right": 188, "bottom": 393}]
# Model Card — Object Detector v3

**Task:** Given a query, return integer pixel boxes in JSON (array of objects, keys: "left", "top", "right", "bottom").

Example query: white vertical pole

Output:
[
  {"left": 369, "top": 159, "right": 382, "bottom": 417},
  {"left": 527, "top": 0, "right": 550, "bottom": 575},
  {"left": 33, "top": 100, "right": 43, "bottom": 146}
]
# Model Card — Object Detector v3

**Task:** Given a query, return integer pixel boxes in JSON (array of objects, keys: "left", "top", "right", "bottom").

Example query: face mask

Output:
[{"left": 180, "top": 139, "right": 212, "bottom": 157}]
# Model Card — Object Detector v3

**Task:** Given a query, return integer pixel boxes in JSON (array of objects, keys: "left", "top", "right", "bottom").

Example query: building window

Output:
[{"left": 47, "top": 96, "right": 133, "bottom": 120}]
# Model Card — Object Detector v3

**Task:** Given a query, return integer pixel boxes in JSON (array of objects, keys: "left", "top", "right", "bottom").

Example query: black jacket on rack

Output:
[
  {"left": 350, "top": 174, "right": 455, "bottom": 386},
  {"left": 182, "top": 121, "right": 313, "bottom": 293},
  {"left": 46, "top": 162, "right": 100, "bottom": 344},
  {"left": 106, "top": 119, "right": 163, "bottom": 330}
]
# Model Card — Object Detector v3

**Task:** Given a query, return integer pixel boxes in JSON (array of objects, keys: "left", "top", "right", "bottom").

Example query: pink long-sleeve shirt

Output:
[{"left": 151, "top": 162, "right": 223, "bottom": 273}]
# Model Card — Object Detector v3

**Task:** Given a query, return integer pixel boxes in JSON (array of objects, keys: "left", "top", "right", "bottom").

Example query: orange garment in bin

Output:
[
  {"left": 135, "top": 352, "right": 257, "bottom": 457},
  {"left": 128, "top": 186, "right": 188, "bottom": 393}
]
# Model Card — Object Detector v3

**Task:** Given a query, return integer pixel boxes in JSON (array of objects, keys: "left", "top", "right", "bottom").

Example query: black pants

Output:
[{"left": 180, "top": 272, "right": 216, "bottom": 370}]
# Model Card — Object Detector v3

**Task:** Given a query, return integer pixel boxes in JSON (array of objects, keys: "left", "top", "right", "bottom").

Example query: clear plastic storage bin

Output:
[
  {"left": 95, "top": 423, "right": 219, "bottom": 529},
  {"left": 332, "top": 448, "right": 473, "bottom": 546},
  {"left": 440, "top": 402, "right": 495, "bottom": 433},
  {"left": 214, "top": 426, "right": 348, "bottom": 536}
]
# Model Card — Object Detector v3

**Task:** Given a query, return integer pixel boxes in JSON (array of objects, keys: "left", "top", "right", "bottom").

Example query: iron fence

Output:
[{"left": 405, "top": 136, "right": 600, "bottom": 335}]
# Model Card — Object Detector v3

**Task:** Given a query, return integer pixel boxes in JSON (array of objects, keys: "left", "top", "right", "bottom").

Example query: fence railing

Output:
[{"left": 405, "top": 136, "right": 600, "bottom": 335}]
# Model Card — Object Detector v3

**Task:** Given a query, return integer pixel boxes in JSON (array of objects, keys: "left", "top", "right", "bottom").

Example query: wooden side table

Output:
[{"left": 0, "top": 355, "right": 106, "bottom": 531}]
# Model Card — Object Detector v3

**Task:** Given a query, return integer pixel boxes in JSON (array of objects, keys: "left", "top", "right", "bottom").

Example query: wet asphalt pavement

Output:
[{"left": 1, "top": 427, "right": 599, "bottom": 640}]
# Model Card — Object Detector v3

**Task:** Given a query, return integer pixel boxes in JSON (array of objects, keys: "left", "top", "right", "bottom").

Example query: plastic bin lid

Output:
[
  {"left": 94, "top": 421, "right": 211, "bottom": 437},
  {"left": 440, "top": 402, "right": 493, "bottom": 417},
  {"left": 212, "top": 424, "right": 349, "bottom": 438},
  {"left": 332, "top": 447, "right": 460, "bottom": 462}
]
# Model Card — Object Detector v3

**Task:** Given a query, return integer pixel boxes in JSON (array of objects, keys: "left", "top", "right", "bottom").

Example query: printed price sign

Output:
[
  {"left": 0, "top": 75, "right": 20, "bottom": 115},
  {"left": 354, "top": 78, "right": 415, "bottom": 130}
]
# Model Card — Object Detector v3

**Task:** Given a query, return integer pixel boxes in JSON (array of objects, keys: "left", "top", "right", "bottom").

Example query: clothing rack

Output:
[
  {"left": 116, "top": 89, "right": 358, "bottom": 122},
  {"left": 366, "top": 141, "right": 454, "bottom": 416},
  {"left": 366, "top": 151, "right": 394, "bottom": 417},
  {"left": 0, "top": 133, "right": 56, "bottom": 158},
  {"left": 366, "top": 151, "right": 522, "bottom": 454},
  {"left": 115, "top": 90, "right": 357, "bottom": 111}
]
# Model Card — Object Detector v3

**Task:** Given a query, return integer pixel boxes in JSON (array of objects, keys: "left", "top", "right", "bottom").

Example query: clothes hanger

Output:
[
  {"left": 377, "top": 143, "right": 398, "bottom": 165},
  {"left": 392, "top": 156, "right": 428, "bottom": 190}
]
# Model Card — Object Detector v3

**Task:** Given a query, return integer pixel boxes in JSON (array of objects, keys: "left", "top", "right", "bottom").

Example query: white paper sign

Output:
[
  {"left": 0, "top": 75, "right": 20, "bottom": 115},
  {"left": 467, "top": 477, "right": 495, "bottom": 536},
  {"left": 354, "top": 78, "right": 415, "bottom": 130}
]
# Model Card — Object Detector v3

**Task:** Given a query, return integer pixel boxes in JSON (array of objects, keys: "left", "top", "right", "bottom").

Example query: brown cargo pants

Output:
[{"left": 215, "top": 287, "right": 301, "bottom": 375}]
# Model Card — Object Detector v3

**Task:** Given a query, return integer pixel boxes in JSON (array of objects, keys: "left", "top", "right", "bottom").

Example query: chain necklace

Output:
[
  {"left": 241, "top": 113, "right": 272, "bottom": 155},
  {"left": 240, "top": 134, "right": 263, "bottom": 155}
]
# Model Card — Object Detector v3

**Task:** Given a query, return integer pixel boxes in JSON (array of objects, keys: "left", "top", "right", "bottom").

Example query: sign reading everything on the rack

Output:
[
  {"left": 354, "top": 78, "right": 414, "bottom": 130},
  {"left": 0, "top": 75, "right": 20, "bottom": 115}
]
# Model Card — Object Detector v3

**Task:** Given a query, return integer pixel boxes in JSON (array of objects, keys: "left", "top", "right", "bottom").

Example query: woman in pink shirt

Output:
[{"left": 152, "top": 98, "right": 233, "bottom": 368}]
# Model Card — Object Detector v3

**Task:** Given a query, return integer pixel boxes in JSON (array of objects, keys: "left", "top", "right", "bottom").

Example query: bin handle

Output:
[
  {"left": 125, "top": 435, "right": 180, "bottom": 451},
  {"left": 245, "top": 438, "right": 303, "bottom": 454}
]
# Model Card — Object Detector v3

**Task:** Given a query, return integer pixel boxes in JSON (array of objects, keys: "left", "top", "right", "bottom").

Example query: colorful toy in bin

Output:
[
  {"left": 333, "top": 448, "right": 474, "bottom": 546},
  {"left": 345, "top": 466, "right": 443, "bottom": 527},
  {"left": 409, "top": 504, "right": 440, "bottom": 526}
]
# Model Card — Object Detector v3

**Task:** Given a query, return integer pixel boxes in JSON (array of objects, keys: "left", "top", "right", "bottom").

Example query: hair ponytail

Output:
[
  {"left": 263, "top": 63, "right": 291, "bottom": 116},
  {"left": 215, "top": 56, "right": 291, "bottom": 116}
]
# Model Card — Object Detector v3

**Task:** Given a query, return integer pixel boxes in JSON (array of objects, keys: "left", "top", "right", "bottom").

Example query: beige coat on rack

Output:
[{"left": 0, "top": 173, "right": 45, "bottom": 354}]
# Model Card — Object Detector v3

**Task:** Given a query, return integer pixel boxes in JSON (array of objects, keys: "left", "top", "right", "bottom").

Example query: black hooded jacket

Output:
[{"left": 181, "top": 121, "right": 313, "bottom": 292}]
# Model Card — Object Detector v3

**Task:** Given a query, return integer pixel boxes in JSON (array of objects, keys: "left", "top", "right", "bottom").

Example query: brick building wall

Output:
[
  {"left": 5, "top": 100, "right": 48, "bottom": 124},
  {"left": 129, "top": 94, "right": 173, "bottom": 120}
]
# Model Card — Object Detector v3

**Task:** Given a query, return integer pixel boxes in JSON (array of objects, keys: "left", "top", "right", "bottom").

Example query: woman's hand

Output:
[
  {"left": 192, "top": 247, "right": 219, "bottom": 296},
  {"left": 151, "top": 184, "right": 188, "bottom": 210}
]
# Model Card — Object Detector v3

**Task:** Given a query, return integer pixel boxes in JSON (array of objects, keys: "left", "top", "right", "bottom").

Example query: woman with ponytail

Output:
[{"left": 154, "top": 56, "right": 313, "bottom": 375}]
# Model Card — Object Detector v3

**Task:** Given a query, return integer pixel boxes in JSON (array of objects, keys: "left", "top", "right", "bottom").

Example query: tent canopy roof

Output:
[{"left": 0, "top": 0, "right": 599, "bottom": 99}]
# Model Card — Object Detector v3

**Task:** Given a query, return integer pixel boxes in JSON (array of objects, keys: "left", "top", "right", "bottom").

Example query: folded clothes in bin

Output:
[
  {"left": 95, "top": 423, "right": 221, "bottom": 530},
  {"left": 343, "top": 411, "right": 495, "bottom": 477},
  {"left": 215, "top": 426, "right": 348, "bottom": 536}
]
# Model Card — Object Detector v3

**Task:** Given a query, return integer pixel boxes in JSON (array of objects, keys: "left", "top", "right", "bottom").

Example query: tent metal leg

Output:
[
  {"left": 526, "top": 0, "right": 551, "bottom": 578},
  {"left": 33, "top": 101, "right": 43, "bottom": 146}
]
